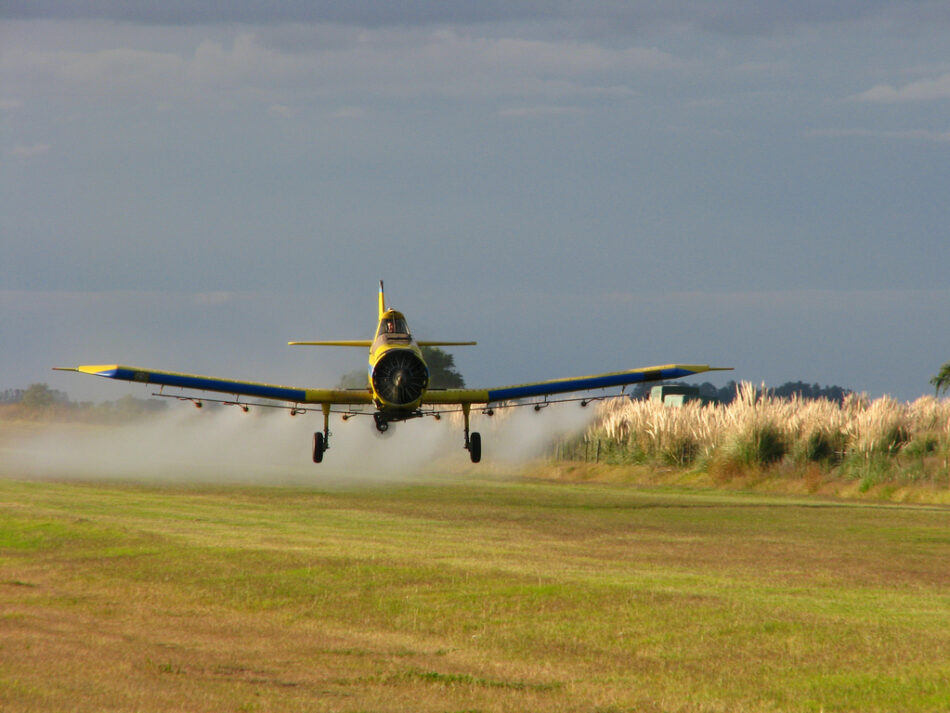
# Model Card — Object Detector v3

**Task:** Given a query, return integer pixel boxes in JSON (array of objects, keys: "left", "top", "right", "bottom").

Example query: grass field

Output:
[{"left": 2, "top": 472, "right": 948, "bottom": 712}]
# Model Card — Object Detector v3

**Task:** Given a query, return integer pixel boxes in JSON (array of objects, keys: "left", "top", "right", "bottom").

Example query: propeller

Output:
[{"left": 372, "top": 350, "right": 429, "bottom": 405}]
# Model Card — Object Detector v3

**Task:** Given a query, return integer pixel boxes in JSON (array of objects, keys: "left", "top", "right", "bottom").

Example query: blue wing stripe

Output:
[
  {"left": 100, "top": 367, "right": 308, "bottom": 402},
  {"left": 485, "top": 367, "right": 694, "bottom": 402}
]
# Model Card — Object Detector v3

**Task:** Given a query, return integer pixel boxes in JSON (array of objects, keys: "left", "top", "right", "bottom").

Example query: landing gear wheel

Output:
[
  {"left": 374, "top": 413, "right": 389, "bottom": 433},
  {"left": 468, "top": 431, "right": 481, "bottom": 463},
  {"left": 312, "top": 432, "right": 325, "bottom": 463}
]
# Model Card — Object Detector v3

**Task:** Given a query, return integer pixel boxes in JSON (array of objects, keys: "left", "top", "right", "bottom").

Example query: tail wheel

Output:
[
  {"left": 469, "top": 431, "right": 481, "bottom": 463},
  {"left": 312, "top": 432, "right": 325, "bottom": 463}
]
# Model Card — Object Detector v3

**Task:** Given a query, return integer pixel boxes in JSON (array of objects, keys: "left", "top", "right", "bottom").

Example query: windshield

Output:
[{"left": 376, "top": 315, "right": 409, "bottom": 338}]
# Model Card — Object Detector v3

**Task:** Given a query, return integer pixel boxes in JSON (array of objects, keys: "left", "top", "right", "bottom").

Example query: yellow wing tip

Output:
[
  {"left": 55, "top": 364, "right": 124, "bottom": 375},
  {"left": 81, "top": 364, "right": 120, "bottom": 374}
]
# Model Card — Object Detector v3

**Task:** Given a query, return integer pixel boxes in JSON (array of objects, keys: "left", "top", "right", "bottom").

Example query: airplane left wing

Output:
[
  {"left": 422, "top": 364, "right": 731, "bottom": 405},
  {"left": 52, "top": 365, "right": 373, "bottom": 405}
]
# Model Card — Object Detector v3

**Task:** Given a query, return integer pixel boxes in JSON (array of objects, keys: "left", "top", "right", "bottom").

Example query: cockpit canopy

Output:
[{"left": 376, "top": 311, "right": 410, "bottom": 339}]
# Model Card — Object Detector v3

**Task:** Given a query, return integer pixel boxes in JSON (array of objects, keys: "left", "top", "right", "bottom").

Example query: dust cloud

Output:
[{"left": 4, "top": 400, "right": 598, "bottom": 486}]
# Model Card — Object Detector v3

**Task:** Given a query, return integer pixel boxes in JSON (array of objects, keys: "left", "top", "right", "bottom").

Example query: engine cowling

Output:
[{"left": 372, "top": 349, "right": 429, "bottom": 407}]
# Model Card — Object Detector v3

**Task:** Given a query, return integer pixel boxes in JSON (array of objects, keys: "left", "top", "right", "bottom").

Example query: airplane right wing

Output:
[{"left": 422, "top": 364, "right": 731, "bottom": 405}]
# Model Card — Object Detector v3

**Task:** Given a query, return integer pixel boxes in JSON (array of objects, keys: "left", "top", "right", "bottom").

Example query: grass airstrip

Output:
[{"left": 1, "top": 472, "right": 949, "bottom": 712}]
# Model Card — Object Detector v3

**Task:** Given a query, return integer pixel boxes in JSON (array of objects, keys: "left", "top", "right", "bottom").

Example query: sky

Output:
[{"left": 2, "top": 1, "right": 949, "bottom": 404}]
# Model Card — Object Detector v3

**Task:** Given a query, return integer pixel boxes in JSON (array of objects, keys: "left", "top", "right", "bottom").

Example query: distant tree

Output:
[
  {"left": 771, "top": 381, "right": 851, "bottom": 403},
  {"left": 630, "top": 380, "right": 731, "bottom": 402},
  {"left": 336, "top": 368, "right": 367, "bottom": 389},
  {"left": 108, "top": 394, "right": 167, "bottom": 418},
  {"left": 717, "top": 381, "right": 739, "bottom": 404},
  {"left": 20, "top": 383, "right": 68, "bottom": 409},
  {"left": 420, "top": 346, "right": 465, "bottom": 388},
  {"left": 630, "top": 379, "right": 852, "bottom": 405},
  {"left": 629, "top": 383, "right": 652, "bottom": 400},
  {"left": 0, "top": 388, "right": 25, "bottom": 404},
  {"left": 931, "top": 362, "right": 950, "bottom": 396},
  {"left": 698, "top": 382, "right": 721, "bottom": 402}
]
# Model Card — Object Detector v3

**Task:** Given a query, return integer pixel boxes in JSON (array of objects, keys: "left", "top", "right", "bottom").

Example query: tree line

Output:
[
  {"left": 1, "top": 383, "right": 165, "bottom": 421},
  {"left": 629, "top": 380, "right": 853, "bottom": 404}
]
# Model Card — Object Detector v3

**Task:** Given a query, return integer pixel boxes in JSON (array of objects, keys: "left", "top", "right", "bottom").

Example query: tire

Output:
[
  {"left": 469, "top": 431, "right": 481, "bottom": 463},
  {"left": 312, "top": 432, "right": 325, "bottom": 463}
]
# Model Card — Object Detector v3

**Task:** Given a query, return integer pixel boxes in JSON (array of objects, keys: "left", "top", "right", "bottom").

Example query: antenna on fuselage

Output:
[{"left": 378, "top": 280, "right": 386, "bottom": 319}]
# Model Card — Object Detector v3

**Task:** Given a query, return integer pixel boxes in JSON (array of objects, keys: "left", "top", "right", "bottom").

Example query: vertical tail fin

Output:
[{"left": 378, "top": 280, "right": 386, "bottom": 319}]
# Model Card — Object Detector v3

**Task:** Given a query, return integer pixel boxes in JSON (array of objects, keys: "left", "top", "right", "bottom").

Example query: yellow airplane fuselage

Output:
[
  {"left": 368, "top": 309, "right": 429, "bottom": 412},
  {"left": 284, "top": 282, "right": 475, "bottom": 418}
]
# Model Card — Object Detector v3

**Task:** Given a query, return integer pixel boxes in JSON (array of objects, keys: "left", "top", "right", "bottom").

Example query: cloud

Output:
[
  {"left": 497, "top": 105, "right": 586, "bottom": 118},
  {"left": 850, "top": 72, "right": 950, "bottom": 103},
  {"left": 807, "top": 127, "right": 950, "bottom": 143},
  {"left": 2, "top": 1, "right": 938, "bottom": 36},
  {"left": 1, "top": 27, "right": 680, "bottom": 107},
  {"left": 188, "top": 32, "right": 312, "bottom": 88},
  {"left": 10, "top": 143, "right": 51, "bottom": 157},
  {"left": 1, "top": 43, "right": 187, "bottom": 101},
  {"left": 333, "top": 106, "right": 365, "bottom": 119},
  {"left": 193, "top": 292, "right": 237, "bottom": 306},
  {"left": 267, "top": 103, "right": 296, "bottom": 118},
  {"left": 0, "top": 1, "right": 530, "bottom": 28}
]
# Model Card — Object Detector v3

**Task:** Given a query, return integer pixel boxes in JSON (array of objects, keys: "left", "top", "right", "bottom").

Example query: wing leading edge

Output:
[{"left": 52, "top": 365, "right": 373, "bottom": 405}]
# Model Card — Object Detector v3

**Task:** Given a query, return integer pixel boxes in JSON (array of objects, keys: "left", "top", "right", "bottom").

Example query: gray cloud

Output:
[
  {"left": 1, "top": 1, "right": 938, "bottom": 36},
  {"left": 10, "top": 142, "right": 52, "bottom": 157},
  {"left": 809, "top": 127, "right": 950, "bottom": 142},
  {"left": 1, "top": 28, "right": 681, "bottom": 107},
  {"left": 850, "top": 72, "right": 950, "bottom": 102}
]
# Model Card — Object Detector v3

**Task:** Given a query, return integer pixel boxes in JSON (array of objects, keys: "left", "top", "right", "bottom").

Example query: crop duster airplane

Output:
[{"left": 55, "top": 282, "right": 730, "bottom": 463}]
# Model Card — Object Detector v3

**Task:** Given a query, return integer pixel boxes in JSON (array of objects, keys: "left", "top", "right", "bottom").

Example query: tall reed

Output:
[{"left": 574, "top": 383, "right": 950, "bottom": 483}]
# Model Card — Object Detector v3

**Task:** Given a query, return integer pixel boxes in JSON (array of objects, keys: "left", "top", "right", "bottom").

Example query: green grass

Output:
[{"left": 1, "top": 475, "right": 949, "bottom": 712}]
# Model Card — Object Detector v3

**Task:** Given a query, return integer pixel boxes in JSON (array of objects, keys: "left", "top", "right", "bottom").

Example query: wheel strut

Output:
[
  {"left": 313, "top": 404, "right": 331, "bottom": 463},
  {"left": 462, "top": 403, "right": 482, "bottom": 463},
  {"left": 462, "top": 403, "right": 471, "bottom": 449}
]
